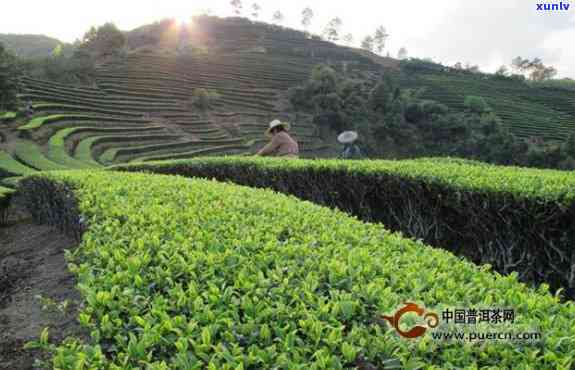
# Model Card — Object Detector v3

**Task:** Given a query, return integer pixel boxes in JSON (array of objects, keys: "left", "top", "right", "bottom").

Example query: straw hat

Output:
[
  {"left": 265, "top": 119, "right": 291, "bottom": 137},
  {"left": 337, "top": 131, "right": 358, "bottom": 144}
]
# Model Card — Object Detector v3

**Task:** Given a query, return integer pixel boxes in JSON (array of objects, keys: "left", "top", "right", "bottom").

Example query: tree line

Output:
[
  {"left": 0, "top": 22, "right": 127, "bottom": 110},
  {"left": 289, "top": 64, "right": 575, "bottom": 170},
  {"left": 227, "top": 1, "right": 405, "bottom": 58}
]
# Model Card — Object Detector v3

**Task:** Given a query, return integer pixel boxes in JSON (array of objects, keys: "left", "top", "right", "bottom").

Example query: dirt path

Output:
[{"left": 0, "top": 202, "right": 83, "bottom": 370}]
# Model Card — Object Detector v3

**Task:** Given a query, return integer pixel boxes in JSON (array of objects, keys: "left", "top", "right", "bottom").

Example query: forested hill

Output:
[{"left": 0, "top": 34, "right": 72, "bottom": 58}]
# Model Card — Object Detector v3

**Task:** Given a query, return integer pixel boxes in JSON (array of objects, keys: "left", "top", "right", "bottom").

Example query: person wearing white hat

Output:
[
  {"left": 338, "top": 131, "right": 363, "bottom": 159},
  {"left": 255, "top": 119, "right": 299, "bottom": 158}
]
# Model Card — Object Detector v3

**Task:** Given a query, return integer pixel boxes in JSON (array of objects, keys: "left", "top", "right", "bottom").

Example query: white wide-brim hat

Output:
[
  {"left": 337, "top": 131, "right": 358, "bottom": 144},
  {"left": 265, "top": 119, "right": 291, "bottom": 137}
]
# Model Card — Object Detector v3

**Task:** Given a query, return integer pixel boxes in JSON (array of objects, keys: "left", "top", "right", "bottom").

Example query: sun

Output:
[{"left": 177, "top": 15, "right": 192, "bottom": 26}]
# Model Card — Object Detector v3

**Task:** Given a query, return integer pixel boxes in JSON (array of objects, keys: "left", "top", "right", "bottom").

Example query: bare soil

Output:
[{"left": 0, "top": 199, "right": 83, "bottom": 370}]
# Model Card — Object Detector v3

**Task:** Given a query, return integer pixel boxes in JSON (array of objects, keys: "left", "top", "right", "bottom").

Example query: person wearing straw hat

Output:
[
  {"left": 255, "top": 119, "right": 299, "bottom": 158},
  {"left": 338, "top": 131, "right": 363, "bottom": 159}
]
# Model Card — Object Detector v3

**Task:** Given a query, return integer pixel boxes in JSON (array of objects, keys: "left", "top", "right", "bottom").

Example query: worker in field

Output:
[
  {"left": 25, "top": 100, "right": 34, "bottom": 118},
  {"left": 256, "top": 119, "right": 299, "bottom": 158},
  {"left": 338, "top": 131, "right": 363, "bottom": 159}
]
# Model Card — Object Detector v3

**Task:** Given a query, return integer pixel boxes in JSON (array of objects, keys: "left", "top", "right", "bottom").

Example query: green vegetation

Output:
[
  {"left": 21, "top": 52, "right": 96, "bottom": 85},
  {"left": 0, "top": 111, "right": 16, "bottom": 120},
  {"left": 0, "top": 42, "right": 19, "bottom": 110},
  {"left": 18, "top": 114, "right": 98, "bottom": 130},
  {"left": 463, "top": 95, "right": 490, "bottom": 114},
  {"left": 17, "top": 23, "right": 124, "bottom": 86},
  {"left": 73, "top": 137, "right": 107, "bottom": 166},
  {"left": 398, "top": 63, "right": 575, "bottom": 144},
  {"left": 47, "top": 127, "right": 101, "bottom": 168},
  {"left": 289, "top": 63, "right": 575, "bottom": 169},
  {"left": 1, "top": 176, "right": 22, "bottom": 188},
  {"left": 0, "top": 150, "right": 38, "bottom": 176},
  {"left": 531, "top": 78, "right": 575, "bottom": 91},
  {"left": 20, "top": 171, "right": 575, "bottom": 368},
  {"left": 13, "top": 140, "right": 69, "bottom": 171},
  {"left": 114, "top": 156, "right": 575, "bottom": 297},
  {"left": 78, "top": 22, "right": 125, "bottom": 60},
  {"left": 189, "top": 88, "right": 221, "bottom": 110},
  {"left": 0, "top": 34, "right": 71, "bottom": 59},
  {"left": 133, "top": 145, "right": 247, "bottom": 162},
  {"left": 0, "top": 185, "right": 15, "bottom": 224}
]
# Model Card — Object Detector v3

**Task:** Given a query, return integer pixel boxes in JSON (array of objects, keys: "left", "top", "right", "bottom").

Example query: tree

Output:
[
  {"left": 361, "top": 36, "right": 374, "bottom": 52},
  {"left": 190, "top": 88, "right": 221, "bottom": 110},
  {"left": 322, "top": 17, "right": 343, "bottom": 42},
  {"left": 373, "top": 26, "right": 389, "bottom": 54},
  {"left": 369, "top": 75, "right": 398, "bottom": 114},
  {"left": 230, "top": 0, "right": 242, "bottom": 16},
  {"left": 511, "top": 56, "right": 556, "bottom": 81},
  {"left": 453, "top": 62, "right": 464, "bottom": 70},
  {"left": 251, "top": 3, "right": 261, "bottom": 19},
  {"left": 512, "top": 56, "right": 532, "bottom": 76},
  {"left": 0, "top": 43, "right": 19, "bottom": 110},
  {"left": 273, "top": 11, "right": 285, "bottom": 24},
  {"left": 464, "top": 96, "right": 490, "bottom": 114},
  {"left": 530, "top": 65, "right": 557, "bottom": 81},
  {"left": 301, "top": 7, "right": 314, "bottom": 30},
  {"left": 495, "top": 65, "right": 509, "bottom": 76},
  {"left": 397, "top": 47, "right": 408, "bottom": 60},
  {"left": 78, "top": 22, "right": 125, "bottom": 59},
  {"left": 464, "top": 63, "right": 480, "bottom": 73},
  {"left": 342, "top": 33, "right": 354, "bottom": 46},
  {"left": 51, "top": 44, "right": 63, "bottom": 58}
]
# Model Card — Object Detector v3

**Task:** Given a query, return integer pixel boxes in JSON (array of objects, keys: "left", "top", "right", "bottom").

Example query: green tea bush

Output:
[
  {"left": 0, "top": 111, "right": 17, "bottom": 121},
  {"left": 0, "top": 150, "right": 38, "bottom": 177},
  {"left": 113, "top": 157, "right": 575, "bottom": 298},
  {"left": 19, "top": 171, "right": 575, "bottom": 368},
  {"left": 189, "top": 88, "right": 221, "bottom": 110},
  {"left": 464, "top": 96, "right": 490, "bottom": 114}
]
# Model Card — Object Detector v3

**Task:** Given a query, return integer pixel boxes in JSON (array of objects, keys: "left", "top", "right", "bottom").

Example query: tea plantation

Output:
[
  {"left": 2, "top": 15, "right": 575, "bottom": 369},
  {"left": 399, "top": 69, "right": 575, "bottom": 141},
  {"left": 18, "top": 170, "right": 575, "bottom": 368}
]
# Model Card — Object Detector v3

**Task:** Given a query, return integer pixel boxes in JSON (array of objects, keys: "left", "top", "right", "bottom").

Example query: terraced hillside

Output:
[
  {"left": 0, "top": 18, "right": 392, "bottom": 176},
  {"left": 400, "top": 68, "right": 575, "bottom": 141},
  {"left": 2, "top": 16, "right": 575, "bottom": 177}
]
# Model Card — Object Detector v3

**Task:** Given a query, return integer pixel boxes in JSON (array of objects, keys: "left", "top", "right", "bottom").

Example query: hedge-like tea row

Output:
[
  {"left": 0, "top": 150, "right": 38, "bottom": 177},
  {"left": 19, "top": 171, "right": 575, "bottom": 368},
  {"left": 113, "top": 157, "right": 575, "bottom": 298}
]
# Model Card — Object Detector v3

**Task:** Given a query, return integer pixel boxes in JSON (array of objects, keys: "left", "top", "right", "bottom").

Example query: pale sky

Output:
[{"left": 2, "top": 0, "right": 575, "bottom": 77}]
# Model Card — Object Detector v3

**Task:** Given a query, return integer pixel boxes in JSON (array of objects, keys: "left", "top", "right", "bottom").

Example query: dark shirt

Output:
[{"left": 341, "top": 144, "right": 362, "bottom": 159}]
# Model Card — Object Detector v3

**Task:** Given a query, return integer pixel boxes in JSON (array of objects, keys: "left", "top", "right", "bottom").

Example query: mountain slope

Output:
[
  {"left": 0, "top": 34, "right": 70, "bottom": 58},
  {"left": 399, "top": 64, "right": 575, "bottom": 141}
]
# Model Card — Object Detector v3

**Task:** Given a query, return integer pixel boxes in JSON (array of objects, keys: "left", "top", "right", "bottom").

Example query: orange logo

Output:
[{"left": 382, "top": 303, "right": 439, "bottom": 338}]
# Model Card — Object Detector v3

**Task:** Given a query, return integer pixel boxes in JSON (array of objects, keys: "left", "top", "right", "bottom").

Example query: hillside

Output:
[
  {"left": 1, "top": 16, "right": 575, "bottom": 176},
  {"left": 0, "top": 17, "right": 388, "bottom": 176},
  {"left": 0, "top": 34, "right": 70, "bottom": 58},
  {"left": 399, "top": 62, "right": 575, "bottom": 141}
]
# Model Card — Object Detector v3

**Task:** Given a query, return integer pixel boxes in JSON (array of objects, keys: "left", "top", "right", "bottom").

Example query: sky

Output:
[{"left": 2, "top": 0, "right": 575, "bottom": 78}]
